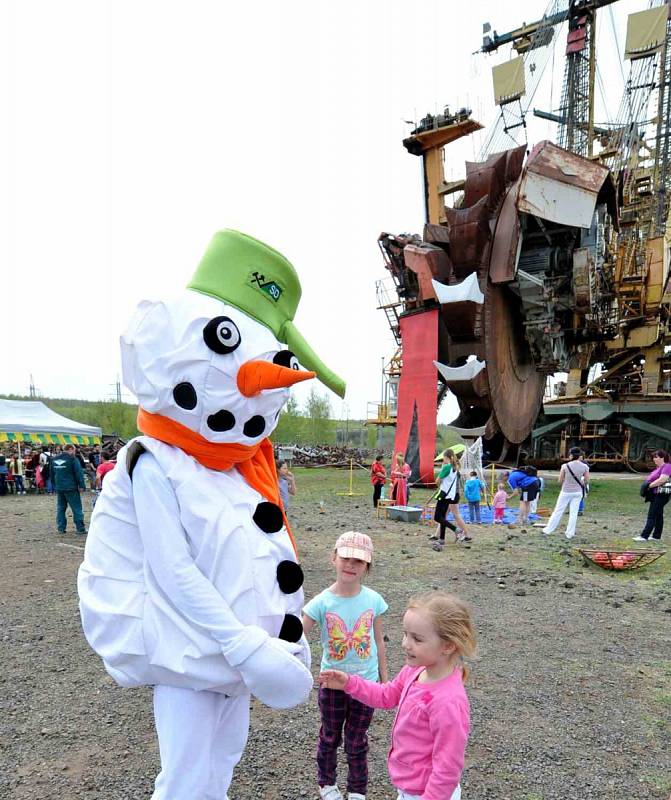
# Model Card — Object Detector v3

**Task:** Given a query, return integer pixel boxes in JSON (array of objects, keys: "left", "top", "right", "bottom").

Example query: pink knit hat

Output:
[{"left": 335, "top": 531, "right": 373, "bottom": 563}]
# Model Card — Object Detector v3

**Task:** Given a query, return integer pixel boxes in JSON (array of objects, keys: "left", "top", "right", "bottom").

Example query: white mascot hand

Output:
[
  {"left": 237, "top": 636, "right": 313, "bottom": 709},
  {"left": 295, "top": 634, "right": 311, "bottom": 671}
]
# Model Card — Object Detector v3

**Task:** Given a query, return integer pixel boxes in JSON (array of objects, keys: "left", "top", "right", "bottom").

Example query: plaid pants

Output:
[{"left": 317, "top": 687, "right": 374, "bottom": 793}]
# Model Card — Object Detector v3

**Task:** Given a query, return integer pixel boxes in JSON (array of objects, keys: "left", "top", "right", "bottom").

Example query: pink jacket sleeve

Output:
[
  {"left": 421, "top": 699, "right": 469, "bottom": 800},
  {"left": 344, "top": 667, "right": 411, "bottom": 709}
]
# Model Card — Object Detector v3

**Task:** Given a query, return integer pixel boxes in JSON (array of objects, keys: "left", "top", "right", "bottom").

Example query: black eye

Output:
[
  {"left": 273, "top": 350, "right": 300, "bottom": 370},
  {"left": 203, "top": 316, "right": 241, "bottom": 355}
]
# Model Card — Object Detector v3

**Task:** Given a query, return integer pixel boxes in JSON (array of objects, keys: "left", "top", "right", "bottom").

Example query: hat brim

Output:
[
  {"left": 336, "top": 545, "right": 372, "bottom": 563},
  {"left": 283, "top": 320, "right": 346, "bottom": 399}
]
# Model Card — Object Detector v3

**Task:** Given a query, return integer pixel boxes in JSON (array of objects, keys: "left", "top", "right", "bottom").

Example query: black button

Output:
[
  {"left": 252, "top": 502, "right": 283, "bottom": 533},
  {"left": 276, "top": 561, "right": 304, "bottom": 594},
  {"left": 278, "top": 614, "right": 303, "bottom": 643}
]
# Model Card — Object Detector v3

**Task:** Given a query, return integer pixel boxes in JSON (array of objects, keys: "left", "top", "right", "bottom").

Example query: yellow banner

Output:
[
  {"left": 625, "top": 6, "right": 668, "bottom": 59},
  {"left": 492, "top": 57, "right": 526, "bottom": 105},
  {"left": 0, "top": 431, "right": 101, "bottom": 445}
]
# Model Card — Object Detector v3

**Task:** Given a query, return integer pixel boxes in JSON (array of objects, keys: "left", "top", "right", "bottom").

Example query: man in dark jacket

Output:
[{"left": 52, "top": 444, "right": 87, "bottom": 534}]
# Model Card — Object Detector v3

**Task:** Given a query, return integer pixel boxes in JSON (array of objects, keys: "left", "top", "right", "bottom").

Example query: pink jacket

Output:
[
  {"left": 345, "top": 665, "right": 469, "bottom": 799},
  {"left": 493, "top": 489, "right": 508, "bottom": 509}
]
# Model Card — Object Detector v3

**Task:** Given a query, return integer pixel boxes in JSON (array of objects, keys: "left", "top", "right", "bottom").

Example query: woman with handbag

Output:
[
  {"left": 431, "top": 450, "right": 471, "bottom": 550},
  {"left": 633, "top": 449, "right": 671, "bottom": 542},
  {"left": 541, "top": 447, "right": 590, "bottom": 540}
]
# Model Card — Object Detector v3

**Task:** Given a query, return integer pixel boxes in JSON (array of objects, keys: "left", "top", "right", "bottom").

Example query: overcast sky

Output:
[{"left": 1, "top": 0, "right": 638, "bottom": 422}]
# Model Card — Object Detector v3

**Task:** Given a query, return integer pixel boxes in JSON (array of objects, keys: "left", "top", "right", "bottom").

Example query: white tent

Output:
[{"left": 0, "top": 399, "right": 102, "bottom": 445}]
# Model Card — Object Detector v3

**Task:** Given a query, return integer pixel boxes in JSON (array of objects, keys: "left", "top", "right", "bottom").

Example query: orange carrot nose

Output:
[{"left": 237, "top": 360, "right": 316, "bottom": 397}]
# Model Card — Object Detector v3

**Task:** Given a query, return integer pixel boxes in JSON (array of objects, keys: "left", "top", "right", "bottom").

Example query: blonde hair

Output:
[
  {"left": 407, "top": 591, "right": 476, "bottom": 680},
  {"left": 497, "top": 482, "right": 506, "bottom": 490},
  {"left": 395, "top": 452, "right": 404, "bottom": 468}
]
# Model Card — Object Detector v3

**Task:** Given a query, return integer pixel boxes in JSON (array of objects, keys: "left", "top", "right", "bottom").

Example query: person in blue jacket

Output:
[
  {"left": 463, "top": 471, "right": 486, "bottom": 523},
  {"left": 52, "top": 444, "right": 87, "bottom": 534},
  {"left": 508, "top": 466, "right": 540, "bottom": 526}
]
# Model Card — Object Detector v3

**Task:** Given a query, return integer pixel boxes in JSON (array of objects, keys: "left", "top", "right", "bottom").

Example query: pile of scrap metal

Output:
[{"left": 275, "top": 445, "right": 378, "bottom": 468}]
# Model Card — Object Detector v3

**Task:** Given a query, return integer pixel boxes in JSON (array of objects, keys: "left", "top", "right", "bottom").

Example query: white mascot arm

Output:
[{"left": 132, "top": 453, "right": 312, "bottom": 709}]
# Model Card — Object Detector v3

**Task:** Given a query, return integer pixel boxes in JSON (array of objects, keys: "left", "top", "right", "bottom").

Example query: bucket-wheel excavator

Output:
[{"left": 372, "top": 1, "right": 671, "bottom": 482}]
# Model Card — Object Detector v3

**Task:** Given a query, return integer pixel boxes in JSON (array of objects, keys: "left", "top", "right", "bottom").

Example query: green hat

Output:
[{"left": 188, "top": 229, "right": 346, "bottom": 398}]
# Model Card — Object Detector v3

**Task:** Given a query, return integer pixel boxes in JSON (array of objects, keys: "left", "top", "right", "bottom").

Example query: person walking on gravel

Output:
[
  {"left": 52, "top": 444, "right": 87, "bottom": 534},
  {"left": 633, "top": 449, "right": 671, "bottom": 542},
  {"left": 541, "top": 447, "right": 589, "bottom": 540},
  {"left": 431, "top": 450, "right": 470, "bottom": 550}
]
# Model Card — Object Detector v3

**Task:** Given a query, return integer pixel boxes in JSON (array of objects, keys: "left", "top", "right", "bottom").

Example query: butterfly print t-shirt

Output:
[{"left": 303, "top": 586, "right": 388, "bottom": 680}]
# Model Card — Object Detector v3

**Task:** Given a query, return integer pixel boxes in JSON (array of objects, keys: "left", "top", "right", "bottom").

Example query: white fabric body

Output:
[
  {"left": 396, "top": 785, "right": 461, "bottom": 800},
  {"left": 78, "top": 289, "right": 316, "bottom": 800},
  {"left": 543, "top": 491, "right": 582, "bottom": 538},
  {"left": 78, "top": 436, "right": 309, "bottom": 696},
  {"left": 151, "top": 686, "right": 249, "bottom": 800}
]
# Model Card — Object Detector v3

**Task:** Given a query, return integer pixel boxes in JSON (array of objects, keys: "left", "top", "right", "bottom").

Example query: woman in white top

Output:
[
  {"left": 541, "top": 447, "right": 590, "bottom": 540},
  {"left": 430, "top": 450, "right": 471, "bottom": 550}
]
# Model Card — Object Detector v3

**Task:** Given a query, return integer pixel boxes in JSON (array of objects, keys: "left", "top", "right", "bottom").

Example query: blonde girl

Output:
[
  {"left": 303, "top": 532, "right": 388, "bottom": 800},
  {"left": 391, "top": 453, "right": 411, "bottom": 506},
  {"left": 320, "top": 591, "right": 475, "bottom": 800}
]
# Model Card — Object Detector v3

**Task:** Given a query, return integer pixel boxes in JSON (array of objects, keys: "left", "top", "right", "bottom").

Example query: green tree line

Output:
[{"left": 2, "top": 391, "right": 466, "bottom": 449}]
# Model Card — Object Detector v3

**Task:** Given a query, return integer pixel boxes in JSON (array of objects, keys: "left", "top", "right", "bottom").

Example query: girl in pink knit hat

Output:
[{"left": 303, "top": 531, "right": 389, "bottom": 800}]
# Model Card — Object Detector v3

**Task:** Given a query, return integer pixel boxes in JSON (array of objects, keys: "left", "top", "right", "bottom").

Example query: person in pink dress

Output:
[
  {"left": 391, "top": 453, "right": 411, "bottom": 506},
  {"left": 319, "top": 591, "right": 474, "bottom": 800}
]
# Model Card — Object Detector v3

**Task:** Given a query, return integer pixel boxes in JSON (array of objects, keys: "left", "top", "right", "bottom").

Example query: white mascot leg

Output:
[
  {"left": 152, "top": 686, "right": 250, "bottom": 800},
  {"left": 206, "top": 694, "right": 251, "bottom": 799}
]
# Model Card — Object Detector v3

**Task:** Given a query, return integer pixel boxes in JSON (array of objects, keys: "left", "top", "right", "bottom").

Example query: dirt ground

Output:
[{"left": 0, "top": 475, "right": 670, "bottom": 800}]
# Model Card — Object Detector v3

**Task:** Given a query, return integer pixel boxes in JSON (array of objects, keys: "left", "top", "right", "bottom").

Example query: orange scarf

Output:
[{"left": 137, "top": 408, "right": 297, "bottom": 556}]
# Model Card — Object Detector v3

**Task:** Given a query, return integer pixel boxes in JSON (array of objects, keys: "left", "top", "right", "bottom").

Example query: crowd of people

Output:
[
  {"left": 368, "top": 447, "right": 671, "bottom": 547},
  {"left": 0, "top": 443, "right": 119, "bottom": 496},
  {"left": 4, "top": 442, "right": 668, "bottom": 547},
  {"left": 0, "top": 443, "right": 121, "bottom": 533}
]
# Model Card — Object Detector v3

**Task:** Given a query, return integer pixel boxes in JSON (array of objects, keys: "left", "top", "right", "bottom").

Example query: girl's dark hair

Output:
[
  {"left": 375, "top": 454, "right": 383, "bottom": 461},
  {"left": 569, "top": 447, "right": 582, "bottom": 459},
  {"left": 276, "top": 459, "right": 286, "bottom": 470},
  {"left": 653, "top": 449, "right": 670, "bottom": 463}
]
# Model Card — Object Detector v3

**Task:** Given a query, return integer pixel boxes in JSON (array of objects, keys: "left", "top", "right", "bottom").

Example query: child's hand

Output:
[{"left": 318, "top": 669, "right": 349, "bottom": 690}]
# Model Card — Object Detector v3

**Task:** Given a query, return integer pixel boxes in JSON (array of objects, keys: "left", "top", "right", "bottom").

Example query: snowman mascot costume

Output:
[{"left": 78, "top": 230, "right": 345, "bottom": 799}]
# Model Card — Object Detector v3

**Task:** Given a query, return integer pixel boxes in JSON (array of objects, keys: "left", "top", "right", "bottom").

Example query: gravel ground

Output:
[{"left": 1, "top": 491, "right": 670, "bottom": 800}]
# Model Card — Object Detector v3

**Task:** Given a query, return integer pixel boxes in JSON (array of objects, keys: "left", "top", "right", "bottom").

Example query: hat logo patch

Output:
[{"left": 250, "top": 271, "right": 283, "bottom": 303}]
